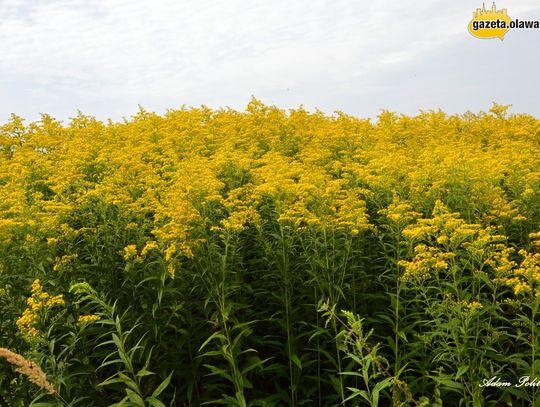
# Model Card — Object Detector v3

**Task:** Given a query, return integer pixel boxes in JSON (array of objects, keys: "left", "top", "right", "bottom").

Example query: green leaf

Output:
[
  {"left": 455, "top": 365, "right": 469, "bottom": 379},
  {"left": 344, "top": 387, "right": 370, "bottom": 403},
  {"left": 136, "top": 369, "right": 155, "bottom": 378},
  {"left": 291, "top": 354, "right": 302, "bottom": 370},
  {"left": 152, "top": 372, "right": 173, "bottom": 398},
  {"left": 372, "top": 377, "right": 393, "bottom": 407},
  {"left": 125, "top": 388, "right": 145, "bottom": 407},
  {"left": 146, "top": 396, "right": 167, "bottom": 407}
]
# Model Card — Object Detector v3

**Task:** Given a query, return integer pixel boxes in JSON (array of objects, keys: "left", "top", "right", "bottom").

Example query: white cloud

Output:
[{"left": 0, "top": 0, "right": 539, "bottom": 121}]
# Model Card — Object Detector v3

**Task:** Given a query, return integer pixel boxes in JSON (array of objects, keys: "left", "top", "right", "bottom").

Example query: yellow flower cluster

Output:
[
  {"left": 53, "top": 253, "right": 79, "bottom": 272},
  {"left": 77, "top": 314, "right": 101, "bottom": 325},
  {"left": 140, "top": 240, "right": 159, "bottom": 257},
  {"left": 486, "top": 247, "right": 516, "bottom": 275},
  {"left": 16, "top": 279, "right": 64, "bottom": 338},
  {"left": 123, "top": 244, "right": 138, "bottom": 261},
  {"left": 530, "top": 231, "right": 540, "bottom": 249},
  {"left": 167, "top": 264, "right": 177, "bottom": 279},
  {"left": 0, "top": 101, "right": 538, "bottom": 282},
  {"left": 441, "top": 293, "right": 484, "bottom": 317},
  {"left": 379, "top": 198, "right": 421, "bottom": 227},
  {"left": 458, "top": 300, "right": 484, "bottom": 314},
  {"left": 402, "top": 201, "right": 483, "bottom": 245},
  {"left": 493, "top": 250, "right": 540, "bottom": 298},
  {"left": 398, "top": 244, "right": 455, "bottom": 281}
]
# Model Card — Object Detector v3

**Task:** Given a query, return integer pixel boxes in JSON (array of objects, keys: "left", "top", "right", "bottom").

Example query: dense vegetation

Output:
[{"left": 0, "top": 100, "right": 539, "bottom": 406}]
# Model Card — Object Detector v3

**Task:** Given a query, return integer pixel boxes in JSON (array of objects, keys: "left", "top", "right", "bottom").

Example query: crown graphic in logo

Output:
[{"left": 473, "top": 2, "right": 508, "bottom": 19}]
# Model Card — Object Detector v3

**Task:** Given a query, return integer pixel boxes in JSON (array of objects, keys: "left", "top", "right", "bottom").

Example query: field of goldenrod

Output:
[{"left": 1, "top": 100, "right": 540, "bottom": 406}]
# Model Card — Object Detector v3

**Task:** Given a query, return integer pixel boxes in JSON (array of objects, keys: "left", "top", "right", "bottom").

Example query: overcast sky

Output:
[{"left": 0, "top": 0, "right": 539, "bottom": 123}]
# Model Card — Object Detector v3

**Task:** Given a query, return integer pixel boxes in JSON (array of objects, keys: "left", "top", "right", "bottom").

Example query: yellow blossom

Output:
[
  {"left": 123, "top": 244, "right": 138, "bottom": 261},
  {"left": 78, "top": 315, "right": 101, "bottom": 325},
  {"left": 16, "top": 279, "right": 64, "bottom": 339}
]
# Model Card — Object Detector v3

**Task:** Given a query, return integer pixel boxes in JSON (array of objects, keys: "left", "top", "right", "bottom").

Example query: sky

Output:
[{"left": 0, "top": 0, "right": 539, "bottom": 123}]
